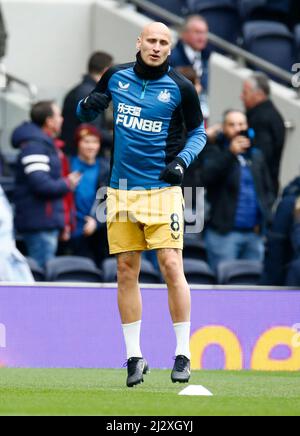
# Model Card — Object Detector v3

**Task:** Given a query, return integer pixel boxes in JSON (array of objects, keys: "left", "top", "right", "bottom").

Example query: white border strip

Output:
[{"left": 0, "top": 282, "right": 298, "bottom": 291}]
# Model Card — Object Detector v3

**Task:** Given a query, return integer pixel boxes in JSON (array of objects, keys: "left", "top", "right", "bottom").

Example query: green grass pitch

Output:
[{"left": 0, "top": 369, "right": 299, "bottom": 416}]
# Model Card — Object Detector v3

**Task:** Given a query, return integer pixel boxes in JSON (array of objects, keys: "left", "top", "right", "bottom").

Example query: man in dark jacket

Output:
[
  {"left": 61, "top": 52, "right": 113, "bottom": 156},
  {"left": 13, "top": 101, "right": 81, "bottom": 268},
  {"left": 242, "top": 72, "right": 286, "bottom": 197},
  {"left": 200, "top": 110, "right": 274, "bottom": 272},
  {"left": 170, "top": 15, "right": 209, "bottom": 92},
  {"left": 261, "top": 177, "right": 300, "bottom": 286},
  {"left": 170, "top": 15, "right": 210, "bottom": 118}
]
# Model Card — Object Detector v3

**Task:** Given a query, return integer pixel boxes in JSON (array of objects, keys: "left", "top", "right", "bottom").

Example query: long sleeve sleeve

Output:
[
  {"left": 177, "top": 80, "right": 207, "bottom": 168},
  {"left": 21, "top": 143, "right": 70, "bottom": 199},
  {"left": 76, "top": 67, "right": 113, "bottom": 123}
]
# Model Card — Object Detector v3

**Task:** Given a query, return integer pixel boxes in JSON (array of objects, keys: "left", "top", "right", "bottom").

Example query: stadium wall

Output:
[
  {"left": 1, "top": 0, "right": 94, "bottom": 101},
  {"left": 0, "top": 284, "right": 300, "bottom": 371},
  {"left": 1, "top": 0, "right": 149, "bottom": 102}
]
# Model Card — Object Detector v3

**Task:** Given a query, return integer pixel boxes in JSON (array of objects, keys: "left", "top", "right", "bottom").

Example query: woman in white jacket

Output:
[{"left": 0, "top": 185, "right": 34, "bottom": 282}]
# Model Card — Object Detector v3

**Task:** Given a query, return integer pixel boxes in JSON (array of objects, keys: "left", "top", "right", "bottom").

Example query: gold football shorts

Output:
[{"left": 106, "top": 186, "right": 184, "bottom": 255}]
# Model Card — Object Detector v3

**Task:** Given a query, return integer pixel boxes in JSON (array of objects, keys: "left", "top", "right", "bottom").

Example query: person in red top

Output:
[{"left": 54, "top": 138, "right": 76, "bottom": 243}]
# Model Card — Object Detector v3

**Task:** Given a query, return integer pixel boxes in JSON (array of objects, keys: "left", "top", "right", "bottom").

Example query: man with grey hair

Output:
[
  {"left": 241, "top": 72, "right": 285, "bottom": 196},
  {"left": 170, "top": 15, "right": 210, "bottom": 117}
]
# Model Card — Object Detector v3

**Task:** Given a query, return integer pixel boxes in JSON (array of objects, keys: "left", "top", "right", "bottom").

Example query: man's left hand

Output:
[{"left": 159, "top": 158, "right": 186, "bottom": 185}]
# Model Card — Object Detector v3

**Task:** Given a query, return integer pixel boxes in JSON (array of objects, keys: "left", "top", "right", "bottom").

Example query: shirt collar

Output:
[{"left": 183, "top": 43, "right": 201, "bottom": 63}]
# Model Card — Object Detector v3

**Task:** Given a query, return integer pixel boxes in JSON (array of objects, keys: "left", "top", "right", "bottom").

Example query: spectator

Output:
[
  {"left": 199, "top": 110, "right": 274, "bottom": 272},
  {"left": 71, "top": 124, "right": 110, "bottom": 265},
  {"left": 0, "top": 4, "right": 7, "bottom": 60},
  {"left": 54, "top": 138, "right": 77, "bottom": 248},
  {"left": 12, "top": 101, "right": 81, "bottom": 268},
  {"left": 261, "top": 177, "right": 300, "bottom": 286},
  {"left": 0, "top": 185, "right": 34, "bottom": 283},
  {"left": 241, "top": 73, "right": 286, "bottom": 197},
  {"left": 61, "top": 51, "right": 114, "bottom": 156},
  {"left": 170, "top": 15, "right": 210, "bottom": 117}
]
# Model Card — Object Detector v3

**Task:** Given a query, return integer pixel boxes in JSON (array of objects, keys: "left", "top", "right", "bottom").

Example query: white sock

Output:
[
  {"left": 122, "top": 320, "right": 143, "bottom": 360},
  {"left": 173, "top": 322, "right": 191, "bottom": 360}
]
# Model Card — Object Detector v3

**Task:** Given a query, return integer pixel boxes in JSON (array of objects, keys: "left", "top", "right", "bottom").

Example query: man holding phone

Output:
[{"left": 199, "top": 110, "right": 274, "bottom": 272}]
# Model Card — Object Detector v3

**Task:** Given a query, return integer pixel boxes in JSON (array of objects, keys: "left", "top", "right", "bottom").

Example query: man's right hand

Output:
[
  {"left": 81, "top": 92, "right": 110, "bottom": 112},
  {"left": 229, "top": 136, "right": 251, "bottom": 155}
]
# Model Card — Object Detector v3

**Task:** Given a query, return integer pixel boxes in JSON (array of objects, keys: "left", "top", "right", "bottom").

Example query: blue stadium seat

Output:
[
  {"left": 187, "top": 0, "right": 241, "bottom": 44},
  {"left": 243, "top": 20, "right": 295, "bottom": 71},
  {"left": 102, "top": 258, "right": 117, "bottom": 282},
  {"left": 141, "top": 1, "right": 189, "bottom": 23},
  {"left": 139, "top": 259, "right": 162, "bottom": 283},
  {"left": 183, "top": 259, "right": 216, "bottom": 284},
  {"left": 102, "top": 257, "right": 162, "bottom": 284},
  {"left": 239, "top": 0, "right": 290, "bottom": 24},
  {"left": 26, "top": 257, "right": 45, "bottom": 282},
  {"left": 217, "top": 260, "right": 263, "bottom": 285},
  {"left": 46, "top": 256, "right": 103, "bottom": 283},
  {"left": 239, "top": 0, "right": 266, "bottom": 19},
  {"left": 286, "top": 258, "right": 300, "bottom": 286},
  {"left": 183, "top": 236, "right": 207, "bottom": 262}
]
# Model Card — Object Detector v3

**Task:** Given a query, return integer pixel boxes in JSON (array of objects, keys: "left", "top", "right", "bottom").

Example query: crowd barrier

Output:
[{"left": 0, "top": 284, "right": 299, "bottom": 371}]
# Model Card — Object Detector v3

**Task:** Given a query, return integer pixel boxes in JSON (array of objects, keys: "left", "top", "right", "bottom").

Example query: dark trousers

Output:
[{"left": 70, "top": 226, "right": 109, "bottom": 267}]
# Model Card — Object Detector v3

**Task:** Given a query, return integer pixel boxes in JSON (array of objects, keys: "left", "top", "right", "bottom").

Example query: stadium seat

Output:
[
  {"left": 183, "top": 236, "right": 207, "bottom": 262},
  {"left": 285, "top": 258, "right": 300, "bottom": 286},
  {"left": 239, "top": 0, "right": 266, "bottom": 19},
  {"left": 139, "top": 259, "right": 162, "bottom": 283},
  {"left": 187, "top": 0, "right": 241, "bottom": 45},
  {"left": 102, "top": 257, "right": 162, "bottom": 284},
  {"left": 183, "top": 259, "right": 216, "bottom": 284},
  {"left": 46, "top": 256, "right": 103, "bottom": 283},
  {"left": 243, "top": 21, "right": 295, "bottom": 71},
  {"left": 26, "top": 257, "right": 45, "bottom": 282},
  {"left": 239, "top": 0, "right": 290, "bottom": 24},
  {"left": 140, "top": 0, "right": 189, "bottom": 23},
  {"left": 102, "top": 258, "right": 117, "bottom": 282},
  {"left": 217, "top": 260, "right": 263, "bottom": 285}
]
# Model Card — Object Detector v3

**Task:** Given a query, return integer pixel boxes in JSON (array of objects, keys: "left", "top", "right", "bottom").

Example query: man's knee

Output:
[
  {"left": 158, "top": 250, "right": 184, "bottom": 281},
  {"left": 117, "top": 253, "right": 140, "bottom": 283}
]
